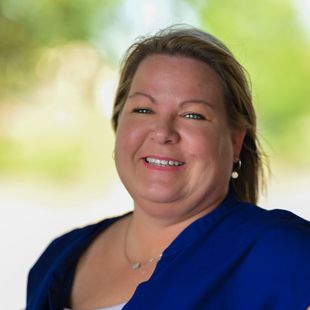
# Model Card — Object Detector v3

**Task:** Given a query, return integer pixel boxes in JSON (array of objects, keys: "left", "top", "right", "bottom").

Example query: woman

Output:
[{"left": 26, "top": 26, "right": 310, "bottom": 310}]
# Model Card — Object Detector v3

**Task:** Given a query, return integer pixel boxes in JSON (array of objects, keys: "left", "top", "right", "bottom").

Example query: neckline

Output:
[
  {"left": 163, "top": 191, "right": 239, "bottom": 256},
  {"left": 64, "top": 301, "right": 127, "bottom": 310},
  {"left": 60, "top": 192, "right": 239, "bottom": 308},
  {"left": 60, "top": 213, "right": 132, "bottom": 308}
]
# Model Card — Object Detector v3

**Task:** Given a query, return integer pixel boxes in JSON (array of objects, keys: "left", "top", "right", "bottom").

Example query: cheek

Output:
[
  {"left": 184, "top": 126, "right": 233, "bottom": 164},
  {"left": 115, "top": 118, "right": 147, "bottom": 154},
  {"left": 218, "top": 127, "right": 234, "bottom": 156},
  {"left": 183, "top": 126, "right": 220, "bottom": 157}
]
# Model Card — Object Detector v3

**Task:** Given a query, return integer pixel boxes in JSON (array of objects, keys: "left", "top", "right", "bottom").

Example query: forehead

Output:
[
  {"left": 130, "top": 54, "right": 225, "bottom": 104},
  {"left": 134, "top": 54, "right": 221, "bottom": 79}
]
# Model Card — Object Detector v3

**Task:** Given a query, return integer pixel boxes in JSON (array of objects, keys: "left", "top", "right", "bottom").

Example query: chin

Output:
[
  {"left": 140, "top": 191, "right": 181, "bottom": 205},
  {"left": 140, "top": 185, "right": 182, "bottom": 204},
  {"left": 134, "top": 196, "right": 187, "bottom": 220}
]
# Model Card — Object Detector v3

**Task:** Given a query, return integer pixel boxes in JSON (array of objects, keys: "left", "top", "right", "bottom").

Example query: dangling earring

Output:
[{"left": 231, "top": 159, "right": 242, "bottom": 179}]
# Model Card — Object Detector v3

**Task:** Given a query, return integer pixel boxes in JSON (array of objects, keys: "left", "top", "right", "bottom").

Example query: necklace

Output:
[
  {"left": 124, "top": 218, "right": 163, "bottom": 270},
  {"left": 124, "top": 251, "right": 163, "bottom": 270}
]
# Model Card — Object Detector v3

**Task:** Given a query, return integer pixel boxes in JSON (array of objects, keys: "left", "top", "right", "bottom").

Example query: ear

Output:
[{"left": 231, "top": 128, "right": 246, "bottom": 160}]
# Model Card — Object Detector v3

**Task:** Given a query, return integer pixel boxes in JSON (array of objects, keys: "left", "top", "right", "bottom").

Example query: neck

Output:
[{"left": 125, "top": 195, "right": 222, "bottom": 261}]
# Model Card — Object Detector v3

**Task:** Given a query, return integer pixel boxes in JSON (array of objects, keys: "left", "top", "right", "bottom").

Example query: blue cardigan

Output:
[{"left": 26, "top": 193, "right": 310, "bottom": 309}]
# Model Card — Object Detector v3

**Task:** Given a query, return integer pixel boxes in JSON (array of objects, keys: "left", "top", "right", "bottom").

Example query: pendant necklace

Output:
[{"left": 123, "top": 218, "right": 163, "bottom": 270}]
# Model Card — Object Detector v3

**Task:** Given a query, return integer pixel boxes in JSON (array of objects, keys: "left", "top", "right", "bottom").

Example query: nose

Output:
[{"left": 150, "top": 118, "right": 180, "bottom": 144}]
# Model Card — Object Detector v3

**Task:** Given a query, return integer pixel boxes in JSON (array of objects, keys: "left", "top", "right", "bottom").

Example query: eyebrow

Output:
[
  {"left": 128, "top": 92, "right": 214, "bottom": 109},
  {"left": 180, "top": 99, "right": 214, "bottom": 109},
  {"left": 128, "top": 92, "right": 156, "bottom": 103}
]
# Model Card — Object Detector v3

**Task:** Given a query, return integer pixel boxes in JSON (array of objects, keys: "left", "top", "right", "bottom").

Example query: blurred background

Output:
[{"left": 0, "top": 0, "right": 309, "bottom": 308}]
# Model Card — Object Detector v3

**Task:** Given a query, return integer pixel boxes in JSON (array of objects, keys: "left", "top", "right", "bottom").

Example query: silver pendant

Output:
[{"left": 131, "top": 262, "right": 141, "bottom": 269}]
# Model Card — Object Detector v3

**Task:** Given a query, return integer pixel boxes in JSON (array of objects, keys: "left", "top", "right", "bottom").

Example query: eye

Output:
[
  {"left": 183, "top": 112, "right": 206, "bottom": 120},
  {"left": 132, "top": 108, "right": 153, "bottom": 114}
]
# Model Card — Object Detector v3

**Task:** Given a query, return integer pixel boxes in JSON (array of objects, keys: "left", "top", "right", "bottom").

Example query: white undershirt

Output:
[{"left": 64, "top": 302, "right": 126, "bottom": 310}]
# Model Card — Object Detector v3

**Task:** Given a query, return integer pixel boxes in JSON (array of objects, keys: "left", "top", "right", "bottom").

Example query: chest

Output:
[{"left": 69, "top": 237, "right": 157, "bottom": 309}]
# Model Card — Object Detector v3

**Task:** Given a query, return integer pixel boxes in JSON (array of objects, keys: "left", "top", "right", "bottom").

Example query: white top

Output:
[{"left": 64, "top": 303, "right": 126, "bottom": 310}]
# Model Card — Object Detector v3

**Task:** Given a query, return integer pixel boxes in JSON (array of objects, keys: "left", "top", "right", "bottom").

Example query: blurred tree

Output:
[
  {"left": 0, "top": 0, "right": 120, "bottom": 181},
  {"left": 1, "top": 0, "right": 309, "bottom": 183},
  {"left": 0, "top": 14, "right": 38, "bottom": 97},
  {"left": 0, "top": 0, "right": 120, "bottom": 98}
]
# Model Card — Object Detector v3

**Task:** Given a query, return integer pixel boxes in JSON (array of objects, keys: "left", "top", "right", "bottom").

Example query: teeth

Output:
[{"left": 145, "top": 157, "right": 184, "bottom": 167}]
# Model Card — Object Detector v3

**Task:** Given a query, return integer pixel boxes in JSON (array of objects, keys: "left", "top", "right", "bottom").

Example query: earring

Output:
[{"left": 231, "top": 159, "right": 242, "bottom": 179}]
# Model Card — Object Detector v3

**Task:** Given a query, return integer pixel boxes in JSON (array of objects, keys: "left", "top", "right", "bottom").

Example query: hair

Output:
[{"left": 112, "top": 25, "right": 266, "bottom": 204}]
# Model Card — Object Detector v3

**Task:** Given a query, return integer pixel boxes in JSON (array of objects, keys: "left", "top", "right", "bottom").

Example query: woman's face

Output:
[{"left": 115, "top": 54, "right": 245, "bottom": 220}]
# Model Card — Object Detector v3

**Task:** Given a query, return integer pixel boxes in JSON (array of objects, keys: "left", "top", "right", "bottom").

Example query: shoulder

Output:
[
  {"left": 239, "top": 202, "right": 310, "bottom": 245},
  {"left": 28, "top": 219, "right": 107, "bottom": 275},
  {"left": 235, "top": 202, "right": 310, "bottom": 271},
  {"left": 255, "top": 207, "right": 310, "bottom": 257},
  {"left": 221, "top": 199, "right": 310, "bottom": 265},
  {"left": 243, "top": 206, "right": 310, "bottom": 305},
  {"left": 222, "top": 197, "right": 309, "bottom": 240},
  {"left": 247, "top": 204, "right": 309, "bottom": 242},
  {"left": 28, "top": 214, "right": 126, "bottom": 274},
  {"left": 220, "top": 202, "right": 310, "bottom": 305},
  {"left": 26, "top": 214, "right": 127, "bottom": 306}
]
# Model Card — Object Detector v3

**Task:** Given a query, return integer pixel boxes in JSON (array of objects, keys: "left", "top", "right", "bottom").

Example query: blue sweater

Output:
[{"left": 26, "top": 193, "right": 310, "bottom": 309}]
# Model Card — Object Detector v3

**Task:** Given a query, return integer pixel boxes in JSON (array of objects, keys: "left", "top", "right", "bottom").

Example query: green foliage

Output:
[
  {"left": 0, "top": 0, "right": 120, "bottom": 181},
  {"left": 0, "top": 136, "right": 82, "bottom": 180},
  {"left": 1, "top": 0, "right": 309, "bottom": 183},
  {"left": 0, "top": 0, "right": 119, "bottom": 98},
  {"left": 0, "top": 15, "right": 38, "bottom": 97},
  {"left": 1, "top": 0, "right": 117, "bottom": 43}
]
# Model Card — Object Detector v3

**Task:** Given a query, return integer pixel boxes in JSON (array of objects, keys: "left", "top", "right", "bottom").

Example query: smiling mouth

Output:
[{"left": 144, "top": 157, "right": 185, "bottom": 167}]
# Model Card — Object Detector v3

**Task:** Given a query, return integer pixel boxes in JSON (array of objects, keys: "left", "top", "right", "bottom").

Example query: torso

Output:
[{"left": 69, "top": 215, "right": 157, "bottom": 309}]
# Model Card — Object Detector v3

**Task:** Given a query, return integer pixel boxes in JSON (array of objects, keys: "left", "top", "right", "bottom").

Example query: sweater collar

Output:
[{"left": 163, "top": 191, "right": 241, "bottom": 256}]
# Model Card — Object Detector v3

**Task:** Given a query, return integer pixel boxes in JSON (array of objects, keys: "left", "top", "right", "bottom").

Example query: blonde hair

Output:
[{"left": 112, "top": 25, "right": 265, "bottom": 204}]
